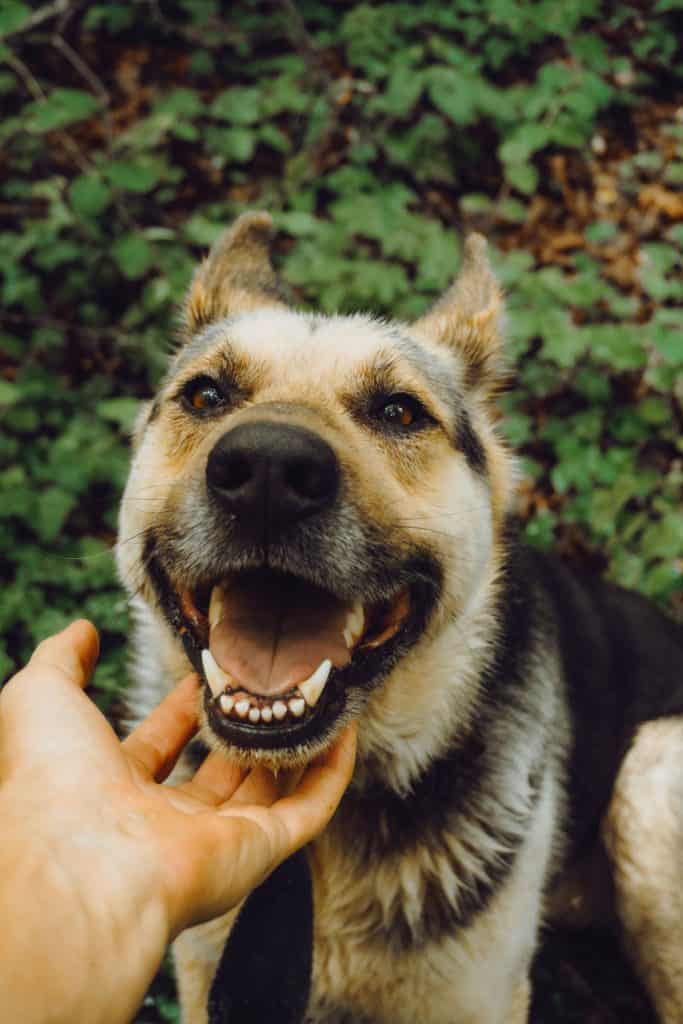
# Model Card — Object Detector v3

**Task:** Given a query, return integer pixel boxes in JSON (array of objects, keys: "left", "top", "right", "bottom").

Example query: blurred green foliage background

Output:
[{"left": 0, "top": 1, "right": 681, "bottom": 1019}]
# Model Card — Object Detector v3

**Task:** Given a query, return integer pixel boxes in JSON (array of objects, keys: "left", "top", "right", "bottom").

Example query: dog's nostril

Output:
[
  {"left": 285, "top": 459, "right": 333, "bottom": 502},
  {"left": 223, "top": 452, "right": 252, "bottom": 491}
]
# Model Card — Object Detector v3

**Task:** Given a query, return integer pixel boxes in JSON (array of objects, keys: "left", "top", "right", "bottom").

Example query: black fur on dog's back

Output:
[{"left": 527, "top": 548, "right": 683, "bottom": 859}]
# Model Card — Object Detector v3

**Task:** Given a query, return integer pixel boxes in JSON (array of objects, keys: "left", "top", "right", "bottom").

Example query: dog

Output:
[{"left": 117, "top": 211, "right": 683, "bottom": 1023}]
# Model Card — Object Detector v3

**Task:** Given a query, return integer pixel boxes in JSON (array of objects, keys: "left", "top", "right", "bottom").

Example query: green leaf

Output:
[
  {"left": 153, "top": 88, "right": 203, "bottom": 117},
  {"left": 27, "top": 89, "right": 99, "bottom": 132},
  {"left": 105, "top": 160, "right": 164, "bottom": 193},
  {"left": 209, "top": 87, "right": 261, "bottom": 124},
  {"left": 427, "top": 67, "right": 479, "bottom": 125},
  {"left": 540, "top": 311, "right": 588, "bottom": 368},
  {"left": 499, "top": 123, "right": 551, "bottom": 164},
  {"left": 203, "top": 126, "right": 256, "bottom": 162},
  {"left": 0, "top": 1, "right": 30, "bottom": 36},
  {"left": 35, "top": 487, "right": 77, "bottom": 542},
  {"left": 69, "top": 174, "right": 112, "bottom": 216},
  {"left": 95, "top": 398, "right": 141, "bottom": 432},
  {"left": 637, "top": 397, "right": 671, "bottom": 426},
  {"left": 0, "top": 379, "right": 19, "bottom": 406},
  {"left": 505, "top": 161, "right": 538, "bottom": 194},
  {"left": 111, "top": 235, "right": 153, "bottom": 279}
]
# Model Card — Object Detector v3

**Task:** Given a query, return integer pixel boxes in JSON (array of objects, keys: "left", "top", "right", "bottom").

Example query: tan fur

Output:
[
  {"left": 118, "top": 215, "right": 683, "bottom": 1024},
  {"left": 602, "top": 717, "right": 683, "bottom": 1023},
  {"left": 303, "top": 771, "right": 557, "bottom": 1024},
  {"left": 174, "top": 911, "right": 239, "bottom": 1024},
  {"left": 184, "top": 211, "right": 286, "bottom": 331}
]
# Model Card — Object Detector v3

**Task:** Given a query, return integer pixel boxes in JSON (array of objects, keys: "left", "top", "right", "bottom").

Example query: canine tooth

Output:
[
  {"left": 299, "top": 659, "right": 332, "bottom": 707},
  {"left": 343, "top": 602, "right": 365, "bottom": 647},
  {"left": 272, "top": 701, "right": 288, "bottom": 720},
  {"left": 349, "top": 601, "right": 365, "bottom": 641},
  {"left": 248, "top": 707, "right": 261, "bottom": 723},
  {"left": 202, "top": 649, "right": 231, "bottom": 698},
  {"left": 235, "top": 699, "right": 250, "bottom": 718},
  {"left": 289, "top": 698, "right": 306, "bottom": 717},
  {"left": 260, "top": 705, "right": 273, "bottom": 723},
  {"left": 219, "top": 693, "right": 235, "bottom": 715},
  {"left": 208, "top": 586, "right": 224, "bottom": 630}
]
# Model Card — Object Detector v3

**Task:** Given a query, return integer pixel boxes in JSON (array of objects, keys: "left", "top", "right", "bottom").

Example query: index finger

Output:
[{"left": 122, "top": 674, "right": 201, "bottom": 781}]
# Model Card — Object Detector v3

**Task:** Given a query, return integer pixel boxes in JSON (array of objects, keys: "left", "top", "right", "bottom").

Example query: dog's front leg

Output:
[
  {"left": 507, "top": 978, "right": 531, "bottom": 1024},
  {"left": 174, "top": 910, "right": 238, "bottom": 1024},
  {"left": 602, "top": 716, "right": 683, "bottom": 1024}
]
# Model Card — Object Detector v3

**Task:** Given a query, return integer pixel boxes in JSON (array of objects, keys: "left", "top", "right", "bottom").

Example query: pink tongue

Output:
[{"left": 209, "top": 572, "right": 351, "bottom": 697}]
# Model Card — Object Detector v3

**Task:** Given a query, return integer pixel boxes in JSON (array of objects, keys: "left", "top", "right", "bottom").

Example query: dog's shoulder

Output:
[{"left": 522, "top": 545, "right": 683, "bottom": 855}]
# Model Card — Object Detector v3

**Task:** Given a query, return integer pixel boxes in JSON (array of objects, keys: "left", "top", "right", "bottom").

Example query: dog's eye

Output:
[
  {"left": 377, "top": 394, "right": 425, "bottom": 429},
  {"left": 182, "top": 376, "right": 226, "bottom": 414}
]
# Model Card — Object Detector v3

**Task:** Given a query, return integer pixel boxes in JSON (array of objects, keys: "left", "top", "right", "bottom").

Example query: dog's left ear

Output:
[
  {"left": 183, "top": 210, "right": 288, "bottom": 333},
  {"left": 413, "top": 234, "right": 505, "bottom": 396}
]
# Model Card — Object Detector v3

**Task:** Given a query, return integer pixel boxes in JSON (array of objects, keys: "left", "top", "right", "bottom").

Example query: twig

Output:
[
  {"left": 2, "top": 0, "right": 71, "bottom": 38},
  {"left": 275, "top": 0, "right": 331, "bottom": 90},
  {"left": 3, "top": 47, "right": 91, "bottom": 172},
  {"left": 50, "top": 33, "right": 114, "bottom": 148},
  {"left": 3, "top": 48, "right": 44, "bottom": 100}
]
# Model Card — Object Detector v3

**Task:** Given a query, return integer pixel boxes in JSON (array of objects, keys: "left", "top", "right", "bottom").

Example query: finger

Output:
[
  {"left": 178, "top": 751, "right": 246, "bottom": 805},
  {"left": 122, "top": 674, "right": 200, "bottom": 781},
  {"left": 228, "top": 764, "right": 281, "bottom": 807},
  {"left": 166, "top": 729, "right": 356, "bottom": 935},
  {"left": 17, "top": 620, "right": 100, "bottom": 693},
  {"left": 268, "top": 723, "right": 357, "bottom": 852}
]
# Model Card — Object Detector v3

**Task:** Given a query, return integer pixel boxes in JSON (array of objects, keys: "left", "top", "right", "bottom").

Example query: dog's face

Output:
[{"left": 118, "top": 213, "right": 514, "bottom": 769}]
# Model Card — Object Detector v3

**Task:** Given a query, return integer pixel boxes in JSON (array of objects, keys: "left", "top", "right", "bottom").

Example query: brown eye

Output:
[
  {"left": 183, "top": 376, "right": 225, "bottom": 414},
  {"left": 379, "top": 394, "right": 425, "bottom": 429}
]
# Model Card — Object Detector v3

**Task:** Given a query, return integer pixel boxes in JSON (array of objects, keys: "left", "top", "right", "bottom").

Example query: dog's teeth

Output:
[
  {"left": 260, "top": 705, "right": 273, "bottom": 723},
  {"left": 343, "top": 602, "right": 365, "bottom": 647},
  {"left": 272, "top": 700, "right": 288, "bottom": 720},
  {"left": 248, "top": 707, "right": 261, "bottom": 724},
  {"left": 235, "top": 699, "right": 250, "bottom": 719},
  {"left": 219, "top": 693, "right": 234, "bottom": 715},
  {"left": 289, "top": 697, "right": 306, "bottom": 717},
  {"left": 202, "top": 648, "right": 231, "bottom": 698},
  {"left": 350, "top": 601, "right": 365, "bottom": 640},
  {"left": 208, "top": 586, "right": 224, "bottom": 630},
  {"left": 299, "top": 659, "right": 332, "bottom": 707}
]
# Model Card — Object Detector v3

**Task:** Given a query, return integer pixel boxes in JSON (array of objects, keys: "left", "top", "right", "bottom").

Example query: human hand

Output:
[{"left": 0, "top": 621, "right": 356, "bottom": 1024}]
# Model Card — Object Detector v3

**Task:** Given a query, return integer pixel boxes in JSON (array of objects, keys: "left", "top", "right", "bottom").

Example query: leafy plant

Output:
[{"left": 0, "top": 2, "right": 681, "bottom": 1019}]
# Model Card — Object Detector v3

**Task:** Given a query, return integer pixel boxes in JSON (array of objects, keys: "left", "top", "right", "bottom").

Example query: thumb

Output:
[{"left": 25, "top": 619, "right": 100, "bottom": 691}]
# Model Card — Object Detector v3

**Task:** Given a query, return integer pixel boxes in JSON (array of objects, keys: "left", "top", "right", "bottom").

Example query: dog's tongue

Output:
[{"left": 209, "top": 573, "right": 351, "bottom": 696}]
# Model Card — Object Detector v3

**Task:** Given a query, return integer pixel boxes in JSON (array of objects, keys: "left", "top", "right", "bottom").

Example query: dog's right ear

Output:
[{"left": 183, "top": 211, "right": 287, "bottom": 333}]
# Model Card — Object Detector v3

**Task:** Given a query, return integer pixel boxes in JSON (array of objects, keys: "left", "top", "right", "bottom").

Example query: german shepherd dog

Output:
[{"left": 118, "top": 212, "right": 683, "bottom": 1024}]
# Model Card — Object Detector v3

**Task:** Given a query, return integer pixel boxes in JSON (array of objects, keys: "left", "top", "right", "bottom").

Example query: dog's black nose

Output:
[{"left": 206, "top": 421, "right": 339, "bottom": 538}]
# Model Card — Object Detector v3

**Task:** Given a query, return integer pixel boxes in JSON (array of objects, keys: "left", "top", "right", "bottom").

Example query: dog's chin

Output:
[{"left": 146, "top": 551, "right": 440, "bottom": 767}]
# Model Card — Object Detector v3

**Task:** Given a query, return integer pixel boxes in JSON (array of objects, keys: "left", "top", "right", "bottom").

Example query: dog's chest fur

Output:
[{"left": 306, "top": 765, "right": 559, "bottom": 1024}]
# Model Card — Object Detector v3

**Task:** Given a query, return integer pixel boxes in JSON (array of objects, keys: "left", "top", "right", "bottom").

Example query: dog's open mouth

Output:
[{"left": 150, "top": 557, "right": 416, "bottom": 750}]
